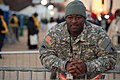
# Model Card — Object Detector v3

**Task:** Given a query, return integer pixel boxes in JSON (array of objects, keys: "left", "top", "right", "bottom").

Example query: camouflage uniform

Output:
[{"left": 39, "top": 21, "right": 117, "bottom": 79}]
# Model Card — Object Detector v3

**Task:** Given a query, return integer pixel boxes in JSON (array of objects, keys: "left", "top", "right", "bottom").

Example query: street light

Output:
[
  {"left": 48, "top": 4, "right": 54, "bottom": 10},
  {"left": 41, "top": 0, "right": 48, "bottom": 6}
]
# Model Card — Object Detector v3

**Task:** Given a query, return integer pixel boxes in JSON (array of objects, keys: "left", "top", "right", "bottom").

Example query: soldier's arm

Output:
[
  {"left": 39, "top": 31, "right": 68, "bottom": 72},
  {"left": 86, "top": 28, "right": 117, "bottom": 77}
]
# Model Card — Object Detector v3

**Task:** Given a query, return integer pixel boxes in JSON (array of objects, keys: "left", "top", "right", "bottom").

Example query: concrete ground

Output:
[{"left": 2, "top": 28, "right": 46, "bottom": 51}]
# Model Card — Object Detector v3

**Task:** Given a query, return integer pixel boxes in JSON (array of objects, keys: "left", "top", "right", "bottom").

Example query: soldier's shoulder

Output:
[{"left": 86, "top": 21, "right": 104, "bottom": 32}]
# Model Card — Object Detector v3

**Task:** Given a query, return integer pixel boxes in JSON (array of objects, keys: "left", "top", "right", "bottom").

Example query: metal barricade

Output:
[
  {"left": 0, "top": 51, "right": 51, "bottom": 80},
  {"left": 0, "top": 50, "right": 120, "bottom": 80}
]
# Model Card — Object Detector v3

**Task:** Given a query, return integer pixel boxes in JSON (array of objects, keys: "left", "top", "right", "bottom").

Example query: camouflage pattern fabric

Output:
[{"left": 39, "top": 21, "right": 117, "bottom": 79}]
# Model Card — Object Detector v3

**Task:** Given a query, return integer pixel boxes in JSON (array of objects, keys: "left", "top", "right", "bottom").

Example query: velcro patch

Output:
[{"left": 45, "top": 36, "right": 54, "bottom": 45}]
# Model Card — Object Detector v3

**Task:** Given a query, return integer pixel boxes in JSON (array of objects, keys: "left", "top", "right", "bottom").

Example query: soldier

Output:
[{"left": 39, "top": 0, "right": 117, "bottom": 79}]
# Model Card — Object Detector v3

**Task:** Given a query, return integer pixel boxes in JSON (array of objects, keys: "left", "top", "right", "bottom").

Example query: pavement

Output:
[{"left": 2, "top": 29, "right": 46, "bottom": 51}]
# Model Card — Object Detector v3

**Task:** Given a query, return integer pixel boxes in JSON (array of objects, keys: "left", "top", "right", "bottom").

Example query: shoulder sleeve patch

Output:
[{"left": 45, "top": 36, "right": 54, "bottom": 46}]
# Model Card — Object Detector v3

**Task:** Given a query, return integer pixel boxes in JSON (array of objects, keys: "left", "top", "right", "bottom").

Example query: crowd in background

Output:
[{"left": 0, "top": 8, "right": 120, "bottom": 57}]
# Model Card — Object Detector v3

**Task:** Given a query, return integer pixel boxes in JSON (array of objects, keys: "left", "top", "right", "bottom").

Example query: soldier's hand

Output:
[
  {"left": 66, "top": 61, "right": 79, "bottom": 72},
  {"left": 66, "top": 61, "right": 79, "bottom": 76},
  {"left": 72, "top": 59, "right": 87, "bottom": 77},
  {"left": 75, "top": 61, "right": 87, "bottom": 74},
  {"left": 65, "top": 59, "right": 87, "bottom": 77}
]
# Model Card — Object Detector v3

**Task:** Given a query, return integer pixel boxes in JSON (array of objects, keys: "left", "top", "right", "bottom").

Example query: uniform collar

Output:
[{"left": 76, "top": 23, "right": 87, "bottom": 42}]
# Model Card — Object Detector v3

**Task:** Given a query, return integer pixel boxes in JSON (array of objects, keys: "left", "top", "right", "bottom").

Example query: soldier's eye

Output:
[
  {"left": 67, "top": 16, "right": 73, "bottom": 20},
  {"left": 76, "top": 16, "right": 82, "bottom": 20}
]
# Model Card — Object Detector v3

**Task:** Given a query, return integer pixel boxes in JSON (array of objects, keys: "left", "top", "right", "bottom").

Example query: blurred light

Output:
[
  {"left": 41, "top": 0, "right": 47, "bottom": 5},
  {"left": 100, "top": 7, "right": 103, "bottom": 12},
  {"left": 48, "top": 5, "right": 54, "bottom": 10},
  {"left": 50, "top": 11, "right": 55, "bottom": 16},
  {"left": 104, "top": 14, "right": 109, "bottom": 19},
  {"left": 92, "top": 0, "right": 107, "bottom": 15},
  {"left": 98, "top": 16, "right": 102, "bottom": 21}
]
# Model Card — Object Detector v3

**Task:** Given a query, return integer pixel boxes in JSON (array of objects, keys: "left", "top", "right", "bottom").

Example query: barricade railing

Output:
[
  {"left": 0, "top": 50, "right": 50, "bottom": 80},
  {"left": 0, "top": 50, "right": 120, "bottom": 80},
  {"left": 0, "top": 67, "right": 50, "bottom": 80}
]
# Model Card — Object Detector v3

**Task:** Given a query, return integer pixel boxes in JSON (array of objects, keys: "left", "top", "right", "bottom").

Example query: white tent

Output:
[
  {"left": 19, "top": 5, "right": 48, "bottom": 16},
  {"left": 19, "top": 4, "right": 59, "bottom": 20},
  {"left": 19, "top": 6, "right": 36, "bottom": 16},
  {"left": 18, "top": 5, "right": 49, "bottom": 19}
]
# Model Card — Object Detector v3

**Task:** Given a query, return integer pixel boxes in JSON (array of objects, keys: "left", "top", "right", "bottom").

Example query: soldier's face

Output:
[{"left": 65, "top": 15, "right": 85, "bottom": 32}]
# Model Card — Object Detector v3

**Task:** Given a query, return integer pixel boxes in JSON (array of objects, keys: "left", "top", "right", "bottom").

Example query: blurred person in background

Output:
[
  {"left": 47, "top": 17, "right": 57, "bottom": 32},
  {"left": 0, "top": 9, "right": 8, "bottom": 58},
  {"left": 41, "top": 18, "right": 48, "bottom": 31},
  {"left": 39, "top": 0, "right": 117, "bottom": 79},
  {"left": 105, "top": 12, "right": 114, "bottom": 32},
  {"left": 9, "top": 13, "right": 19, "bottom": 42},
  {"left": 86, "top": 11, "right": 100, "bottom": 26},
  {"left": 56, "top": 16, "right": 65, "bottom": 24},
  {"left": 27, "top": 13, "right": 40, "bottom": 49},
  {"left": 32, "top": 12, "right": 40, "bottom": 34},
  {"left": 108, "top": 9, "right": 120, "bottom": 46}
]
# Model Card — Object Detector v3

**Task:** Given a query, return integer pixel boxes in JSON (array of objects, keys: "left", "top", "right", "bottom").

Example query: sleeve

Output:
[
  {"left": 39, "top": 29, "right": 68, "bottom": 72},
  {"left": 86, "top": 27, "right": 117, "bottom": 78}
]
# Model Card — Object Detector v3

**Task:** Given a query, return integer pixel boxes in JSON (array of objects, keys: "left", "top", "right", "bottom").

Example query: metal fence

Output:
[
  {"left": 0, "top": 50, "right": 120, "bottom": 80},
  {"left": 0, "top": 51, "right": 51, "bottom": 80}
]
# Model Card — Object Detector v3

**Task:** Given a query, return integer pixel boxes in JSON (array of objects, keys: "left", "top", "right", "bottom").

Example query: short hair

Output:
[
  {"left": 33, "top": 12, "right": 38, "bottom": 17},
  {"left": 12, "top": 13, "right": 16, "bottom": 16}
]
